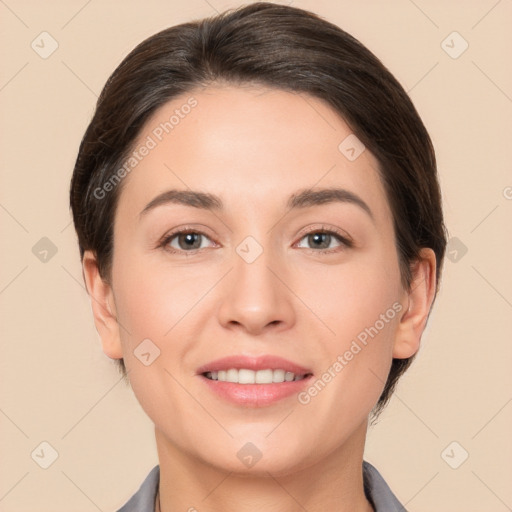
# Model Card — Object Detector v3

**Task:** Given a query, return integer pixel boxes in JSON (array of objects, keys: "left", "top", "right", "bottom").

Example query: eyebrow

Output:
[{"left": 139, "top": 187, "right": 374, "bottom": 221}]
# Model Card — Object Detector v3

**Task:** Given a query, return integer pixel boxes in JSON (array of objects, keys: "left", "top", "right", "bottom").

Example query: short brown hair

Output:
[{"left": 70, "top": 2, "right": 447, "bottom": 419}]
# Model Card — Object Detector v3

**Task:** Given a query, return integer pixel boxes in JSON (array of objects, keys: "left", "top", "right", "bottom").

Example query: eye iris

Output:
[
  {"left": 173, "top": 232, "right": 337, "bottom": 251},
  {"left": 179, "top": 232, "right": 201, "bottom": 250},
  {"left": 309, "top": 232, "right": 330, "bottom": 249}
]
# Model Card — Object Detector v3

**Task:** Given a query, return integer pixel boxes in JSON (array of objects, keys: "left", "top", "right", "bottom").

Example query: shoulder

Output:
[
  {"left": 116, "top": 465, "right": 160, "bottom": 512},
  {"left": 363, "top": 460, "right": 407, "bottom": 512}
]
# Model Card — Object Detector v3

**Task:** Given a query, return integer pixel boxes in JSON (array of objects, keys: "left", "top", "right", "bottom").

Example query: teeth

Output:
[
  {"left": 226, "top": 369, "right": 238, "bottom": 383},
  {"left": 255, "top": 369, "right": 273, "bottom": 383},
  {"left": 239, "top": 369, "right": 256, "bottom": 384},
  {"left": 204, "top": 369, "right": 307, "bottom": 384}
]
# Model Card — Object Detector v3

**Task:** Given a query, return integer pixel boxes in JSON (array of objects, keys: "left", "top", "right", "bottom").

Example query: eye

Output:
[
  {"left": 158, "top": 226, "right": 352, "bottom": 255},
  {"left": 160, "top": 228, "right": 216, "bottom": 253},
  {"left": 295, "top": 228, "right": 353, "bottom": 253}
]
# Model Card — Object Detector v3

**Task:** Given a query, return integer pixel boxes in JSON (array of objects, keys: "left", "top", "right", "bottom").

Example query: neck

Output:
[{"left": 154, "top": 421, "right": 374, "bottom": 512}]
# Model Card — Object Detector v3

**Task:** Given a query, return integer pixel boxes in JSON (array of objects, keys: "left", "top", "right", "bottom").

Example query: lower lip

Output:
[{"left": 199, "top": 375, "right": 313, "bottom": 407}]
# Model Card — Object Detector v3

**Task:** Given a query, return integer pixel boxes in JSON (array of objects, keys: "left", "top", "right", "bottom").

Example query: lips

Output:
[
  {"left": 197, "top": 355, "right": 313, "bottom": 407},
  {"left": 196, "top": 354, "right": 312, "bottom": 376}
]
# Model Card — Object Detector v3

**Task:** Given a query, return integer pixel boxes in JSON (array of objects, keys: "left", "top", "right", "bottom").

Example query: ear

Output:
[
  {"left": 393, "top": 248, "right": 437, "bottom": 359},
  {"left": 82, "top": 250, "right": 123, "bottom": 360}
]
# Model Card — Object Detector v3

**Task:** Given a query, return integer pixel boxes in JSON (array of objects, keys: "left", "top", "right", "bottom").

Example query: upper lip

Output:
[{"left": 196, "top": 355, "right": 313, "bottom": 376}]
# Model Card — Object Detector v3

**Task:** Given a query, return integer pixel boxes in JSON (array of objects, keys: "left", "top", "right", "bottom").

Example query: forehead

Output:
[{"left": 116, "top": 85, "right": 390, "bottom": 223}]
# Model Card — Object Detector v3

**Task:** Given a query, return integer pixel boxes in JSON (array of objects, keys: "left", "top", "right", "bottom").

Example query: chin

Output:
[{"left": 195, "top": 436, "right": 316, "bottom": 478}]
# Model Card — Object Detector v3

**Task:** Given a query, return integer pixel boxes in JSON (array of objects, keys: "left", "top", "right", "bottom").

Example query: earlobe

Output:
[
  {"left": 82, "top": 251, "right": 123, "bottom": 360},
  {"left": 393, "top": 248, "right": 437, "bottom": 359}
]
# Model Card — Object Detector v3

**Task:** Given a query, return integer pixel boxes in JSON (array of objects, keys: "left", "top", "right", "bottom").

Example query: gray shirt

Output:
[{"left": 117, "top": 461, "right": 406, "bottom": 511}]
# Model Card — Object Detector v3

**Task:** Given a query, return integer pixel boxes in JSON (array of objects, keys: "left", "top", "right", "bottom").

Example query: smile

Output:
[{"left": 203, "top": 368, "right": 310, "bottom": 384}]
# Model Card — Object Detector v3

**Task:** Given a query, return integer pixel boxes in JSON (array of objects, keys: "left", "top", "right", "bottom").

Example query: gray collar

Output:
[{"left": 363, "top": 460, "right": 407, "bottom": 511}]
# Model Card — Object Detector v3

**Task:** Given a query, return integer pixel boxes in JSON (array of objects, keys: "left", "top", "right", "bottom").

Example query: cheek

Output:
[
  {"left": 295, "top": 246, "right": 402, "bottom": 395},
  {"left": 110, "top": 257, "right": 204, "bottom": 421},
  {"left": 112, "top": 252, "right": 212, "bottom": 341},
  {"left": 294, "top": 246, "right": 401, "bottom": 335},
  {"left": 296, "top": 274, "right": 400, "bottom": 431}
]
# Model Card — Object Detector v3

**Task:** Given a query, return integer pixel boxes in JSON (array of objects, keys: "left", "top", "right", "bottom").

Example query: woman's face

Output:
[{"left": 103, "top": 85, "right": 413, "bottom": 474}]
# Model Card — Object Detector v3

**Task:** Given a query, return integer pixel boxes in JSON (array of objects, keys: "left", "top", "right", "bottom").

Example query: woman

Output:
[{"left": 70, "top": 3, "right": 447, "bottom": 511}]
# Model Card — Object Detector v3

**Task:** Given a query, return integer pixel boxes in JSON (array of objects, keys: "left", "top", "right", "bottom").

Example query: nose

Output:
[{"left": 216, "top": 244, "right": 296, "bottom": 336}]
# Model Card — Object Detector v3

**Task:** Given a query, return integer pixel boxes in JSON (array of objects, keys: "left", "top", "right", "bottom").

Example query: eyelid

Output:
[
  {"left": 294, "top": 224, "right": 354, "bottom": 247},
  {"left": 158, "top": 223, "right": 354, "bottom": 254},
  {"left": 158, "top": 225, "right": 218, "bottom": 253}
]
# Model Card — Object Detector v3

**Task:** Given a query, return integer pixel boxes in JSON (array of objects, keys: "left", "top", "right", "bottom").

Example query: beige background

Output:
[{"left": 1, "top": 0, "right": 511, "bottom": 510}]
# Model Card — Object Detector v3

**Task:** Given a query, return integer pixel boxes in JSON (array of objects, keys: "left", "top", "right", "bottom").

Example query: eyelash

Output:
[
  {"left": 296, "top": 226, "right": 354, "bottom": 254},
  {"left": 158, "top": 225, "right": 353, "bottom": 256}
]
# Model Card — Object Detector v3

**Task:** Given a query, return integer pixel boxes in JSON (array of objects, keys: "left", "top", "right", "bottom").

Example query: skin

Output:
[{"left": 83, "top": 85, "right": 436, "bottom": 512}]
